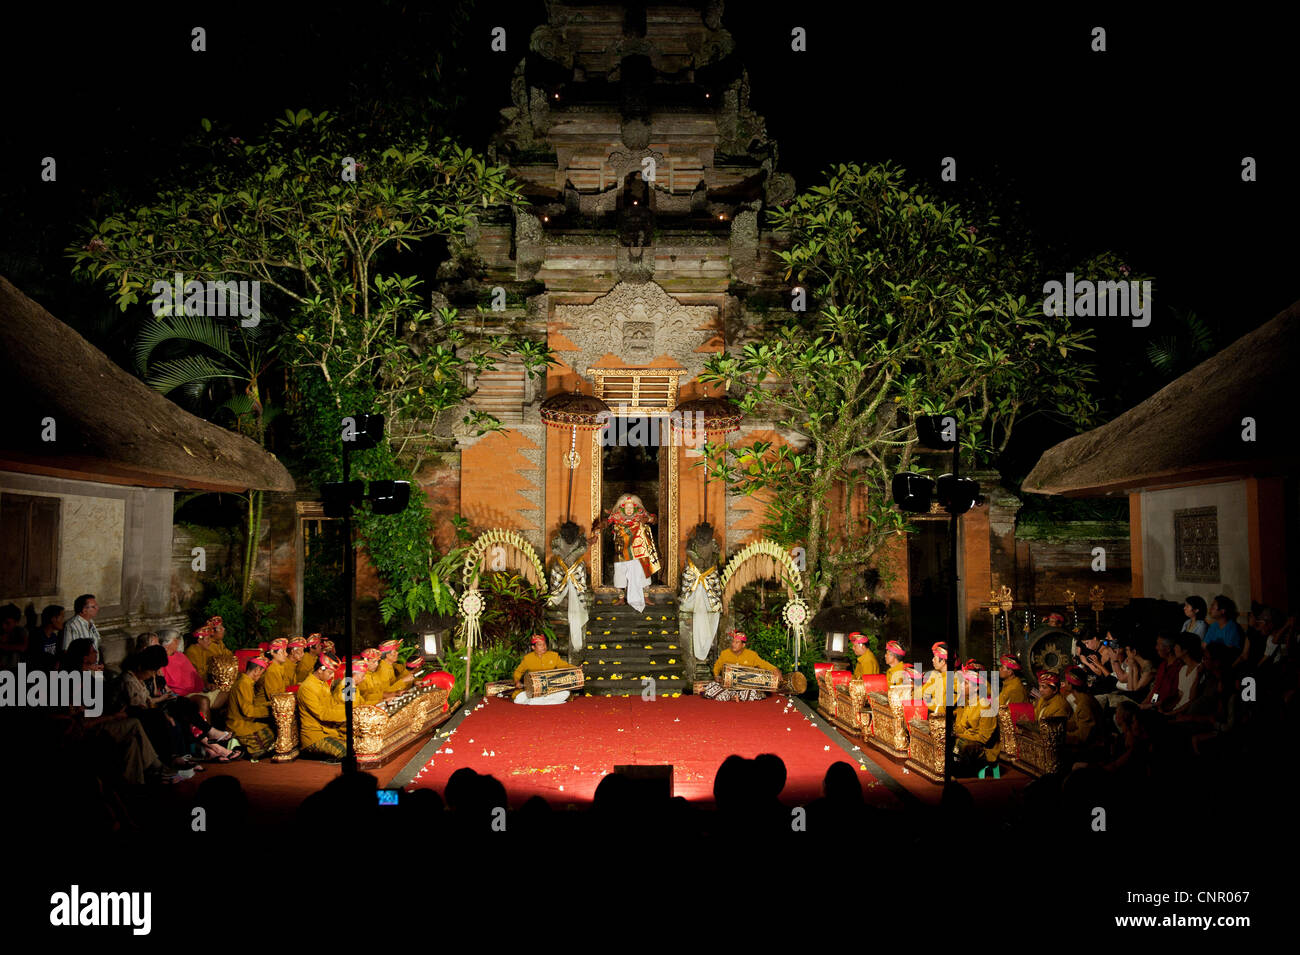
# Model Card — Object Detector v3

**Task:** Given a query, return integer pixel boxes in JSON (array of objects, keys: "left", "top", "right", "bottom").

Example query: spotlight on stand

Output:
[
  {"left": 344, "top": 413, "right": 386, "bottom": 451},
  {"left": 914, "top": 413, "right": 958, "bottom": 451},
  {"left": 935, "top": 473, "right": 982, "bottom": 516},
  {"left": 322, "top": 480, "right": 365, "bottom": 518},
  {"left": 367, "top": 480, "right": 411, "bottom": 515},
  {"left": 892, "top": 472, "right": 934, "bottom": 513}
]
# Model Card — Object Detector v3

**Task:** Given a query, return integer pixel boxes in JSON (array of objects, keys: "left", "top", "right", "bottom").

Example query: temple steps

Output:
[{"left": 562, "top": 592, "right": 685, "bottom": 696}]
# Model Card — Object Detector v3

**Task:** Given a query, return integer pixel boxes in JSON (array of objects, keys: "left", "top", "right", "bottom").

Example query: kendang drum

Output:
[
  {"left": 524, "top": 667, "right": 585, "bottom": 698},
  {"left": 722, "top": 664, "right": 779, "bottom": 693}
]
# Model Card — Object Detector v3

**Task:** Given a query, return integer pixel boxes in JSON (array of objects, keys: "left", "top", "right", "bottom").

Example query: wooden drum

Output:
[
  {"left": 524, "top": 667, "right": 584, "bottom": 698},
  {"left": 722, "top": 664, "right": 779, "bottom": 693}
]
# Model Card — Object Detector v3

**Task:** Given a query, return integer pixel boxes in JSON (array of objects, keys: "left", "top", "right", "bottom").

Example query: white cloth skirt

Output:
[
  {"left": 613, "top": 559, "right": 651, "bottom": 612},
  {"left": 684, "top": 584, "right": 720, "bottom": 661},
  {"left": 513, "top": 689, "right": 571, "bottom": 705}
]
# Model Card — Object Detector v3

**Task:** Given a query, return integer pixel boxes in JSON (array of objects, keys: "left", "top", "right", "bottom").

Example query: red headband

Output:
[
  {"left": 351, "top": 660, "right": 369, "bottom": 674},
  {"left": 306, "top": 634, "right": 321, "bottom": 647},
  {"left": 961, "top": 658, "right": 980, "bottom": 671},
  {"left": 849, "top": 632, "right": 870, "bottom": 645},
  {"left": 729, "top": 631, "right": 747, "bottom": 643},
  {"left": 378, "top": 639, "right": 400, "bottom": 653},
  {"left": 318, "top": 653, "right": 341, "bottom": 671},
  {"left": 931, "top": 642, "right": 948, "bottom": 659},
  {"left": 361, "top": 648, "right": 381, "bottom": 660},
  {"left": 885, "top": 640, "right": 905, "bottom": 657},
  {"left": 406, "top": 656, "right": 425, "bottom": 670},
  {"left": 1038, "top": 672, "right": 1059, "bottom": 688},
  {"left": 288, "top": 637, "right": 307, "bottom": 649},
  {"left": 998, "top": 655, "right": 1021, "bottom": 671},
  {"left": 1063, "top": 666, "right": 1086, "bottom": 687},
  {"left": 530, "top": 634, "right": 547, "bottom": 645},
  {"left": 247, "top": 655, "right": 269, "bottom": 671},
  {"left": 269, "top": 638, "right": 288, "bottom": 650}
]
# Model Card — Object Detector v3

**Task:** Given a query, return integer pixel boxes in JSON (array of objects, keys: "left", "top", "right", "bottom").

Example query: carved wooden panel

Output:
[{"left": 1174, "top": 506, "right": 1219, "bottom": 583}]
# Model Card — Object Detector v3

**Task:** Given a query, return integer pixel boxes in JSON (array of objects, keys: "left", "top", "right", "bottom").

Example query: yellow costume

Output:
[
  {"left": 853, "top": 650, "right": 881, "bottom": 678},
  {"left": 712, "top": 647, "right": 778, "bottom": 679},
  {"left": 1034, "top": 692, "right": 1070, "bottom": 721},
  {"left": 294, "top": 652, "right": 317, "bottom": 685},
  {"left": 955, "top": 697, "right": 997, "bottom": 745},
  {"left": 998, "top": 674, "right": 1029, "bottom": 707},
  {"left": 296, "top": 673, "right": 347, "bottom": 749},
  {"left": 262, "top": 659, "right": 295, "bottom": 699},
  {"left": 886, "top": 661, "right": 909, "bottom": 685},
  {"left": 1065, "top": 689, "right": 1104, "bottom": 746},
  {"left": 921, "top": 670, "right": 949, "bottom": 712},
  {"left": 184, "top": 643, "right": 215, "bottom": 687},
  {"left": 357, "top": 671, "right": 386, "bottom": 705},
  {"left": 226, "top": 672, "right": 271, "bottom": 740},
  {"left": 512, "top": 650, "right": 572, "bottom": 701}
]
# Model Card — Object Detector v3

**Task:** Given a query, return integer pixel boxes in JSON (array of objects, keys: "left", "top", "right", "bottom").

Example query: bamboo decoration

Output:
[
  {"left": 1064, "top": 589, "right": 1079, "bottom": 633},
  {"left": 987, "top": 590, "right": 1001, "bottom": 655},
  {"left": 461, "top": 528, "right": 546, "bottom": 591},
  {"left": 990, "top": 585, "right": 1013, "bottom": 657},
  {"left": 720, "top": 539, "right": 804, "bottom": 611}
]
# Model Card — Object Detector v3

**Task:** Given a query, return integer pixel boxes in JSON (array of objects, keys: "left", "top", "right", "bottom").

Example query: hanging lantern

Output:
[{"left": 540, "top": 389, "right": 612, "bottom": 522}]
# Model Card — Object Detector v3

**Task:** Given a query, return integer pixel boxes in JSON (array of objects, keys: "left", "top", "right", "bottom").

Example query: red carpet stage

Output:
[{"left": 402, "top": 694, "right": 907, "bottom": 809}]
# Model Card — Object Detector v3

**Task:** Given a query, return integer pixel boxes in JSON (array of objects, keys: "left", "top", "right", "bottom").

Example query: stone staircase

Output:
[{"left": 553, "top": 590, "right": 688, "bottom": 697}]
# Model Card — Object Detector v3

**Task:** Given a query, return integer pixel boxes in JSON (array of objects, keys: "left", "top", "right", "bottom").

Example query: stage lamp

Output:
[
  {"left": 892, "top": 472, "right": 934, "bottom": 513},
  {"left": 343, "top": 413, "right": 386, "bottom": 451},
  {"left": 368, "top": 480, "right": 411, "bottom": 515},
  {"left": 826, "top": 631, "right": 846, "bottom": 655},
  {"left": 322, "top": 480, "right": 365, "bottom": 518},
  {"left": 935, "top": 473, "right": 982, "bottom": 516},
  {"left": 915, "top": 414, "right": 958, "bottom": 450},
  {"left": 422, "top": 629, "right": 447, "bottom": 657}
]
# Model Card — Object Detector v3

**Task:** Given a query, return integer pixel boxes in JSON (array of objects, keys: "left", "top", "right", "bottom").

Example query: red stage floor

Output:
[{"left": 404, "top": 694, "right": 906, "bottom": 809}]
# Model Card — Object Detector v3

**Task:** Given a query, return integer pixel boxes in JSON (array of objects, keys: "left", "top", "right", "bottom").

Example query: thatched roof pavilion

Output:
[
  {"left": 1024, "top": 299, "right": 1299, "bottom": 497},
  {"left": 0, "top": 276, "right": 294, "bottom": 493}
]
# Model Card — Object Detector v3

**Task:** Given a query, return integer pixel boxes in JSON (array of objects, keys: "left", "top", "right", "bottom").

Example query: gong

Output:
[{"left": 1022, "top": 624, "right": 1078, "bottom": 677}]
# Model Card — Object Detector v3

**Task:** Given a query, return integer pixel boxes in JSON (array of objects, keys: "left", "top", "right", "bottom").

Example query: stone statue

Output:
[
  {"left": 680, "top": 522, "right": 723, "bottom": 661},
  {"left": 548, "top": 521, "right": 591, "bottom": 653}
]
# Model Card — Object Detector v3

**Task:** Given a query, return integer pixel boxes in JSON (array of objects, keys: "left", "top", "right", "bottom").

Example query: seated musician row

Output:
[
  {"left": 226, "top": 638, "right": 429, "bottom": 763},
  {"left": 817, "top": 641, "right": 1108, "bottom": 779}
]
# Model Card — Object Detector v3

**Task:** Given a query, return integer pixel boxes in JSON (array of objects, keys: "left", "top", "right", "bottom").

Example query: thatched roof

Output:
[
  {"left": 0, "top": 276, "right": 294, "bottom": 493},
  {"left": 1024, "top": 298, "right": 1300, "bottom": 496}
]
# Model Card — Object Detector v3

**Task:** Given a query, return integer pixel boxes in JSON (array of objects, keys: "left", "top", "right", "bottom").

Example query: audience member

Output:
[
  {"left": 62, "top": 594, "right": 102, "bottom": 652},
  {"left": 1203, "top": 595, "right": 1243, "bottom": 651},
  {"left": 1181, "top": 596, "right": 1209, "bottom": 641}
]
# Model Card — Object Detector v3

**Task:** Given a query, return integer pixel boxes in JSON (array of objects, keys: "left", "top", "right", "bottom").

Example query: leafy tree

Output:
[
  {"left": 70, "top": 108, "right": 551, "bottom": 601},
  {"left": 702, "top": 162, "right": 1122, "bottom": 608}
]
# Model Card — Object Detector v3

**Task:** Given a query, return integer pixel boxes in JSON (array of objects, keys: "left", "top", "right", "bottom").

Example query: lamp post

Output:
[
  {"left": 322, "top": 413, "right": 410, "bottom": 773},
  {"left": 891, "top": 414, "right": 983, "bottom": 784}
]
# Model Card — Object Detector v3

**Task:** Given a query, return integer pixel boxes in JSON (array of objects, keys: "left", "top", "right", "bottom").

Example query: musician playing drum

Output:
[
  {"left": 513, "top": 634, "right": 580, "bottom": 705},
  {"left": 698, "top": 630, "right": 780, "bottom": 702}
]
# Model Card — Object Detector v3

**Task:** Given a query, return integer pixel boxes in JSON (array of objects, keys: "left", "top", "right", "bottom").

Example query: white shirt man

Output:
[{"left": 62, "top": 594, "right": 102, "bottom": 652}]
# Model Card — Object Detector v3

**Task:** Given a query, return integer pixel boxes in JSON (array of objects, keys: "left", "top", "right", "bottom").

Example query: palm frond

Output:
[
  {"left": 135, "top": 314, "right": 235, "bottom": 374},
  {"left": 144, "top": 355, "right": 242, "bottom": 395}
]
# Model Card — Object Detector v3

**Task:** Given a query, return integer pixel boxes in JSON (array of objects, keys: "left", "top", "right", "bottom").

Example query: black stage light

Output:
[
  {"left": 915, "top": 414, "right": 957, "bottom": 450},
  {"left": 368, "top": 480, "right": 411, "bottom": 515},
  {"left": 935, "top": 473, "right": 981, "bottom": 515},
  {"left": 322, "top": 480, "right": 365, "bottom": 518},
  {"left": 892, "top": 472, "right": 934, "bottom": 513},
  {"left": 343, "top": 413, "right": 386, "bottom": 450}
]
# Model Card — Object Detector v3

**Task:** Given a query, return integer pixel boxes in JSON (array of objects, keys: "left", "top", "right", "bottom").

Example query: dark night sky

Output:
[{"left": 3, "top": 1, "right": 1296, "bottom": 403}]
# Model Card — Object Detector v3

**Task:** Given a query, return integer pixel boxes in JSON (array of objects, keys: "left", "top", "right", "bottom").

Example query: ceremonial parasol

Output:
[
  {"left": 540, "top": 389, "right": 612, "bottom": 522},
  {"left": 670, "top": 396, "right": 742, "bottom": 524}
]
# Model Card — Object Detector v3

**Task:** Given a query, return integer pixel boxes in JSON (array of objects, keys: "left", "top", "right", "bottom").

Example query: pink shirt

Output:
[{"left": 162, "top": 651, "right": 205, "bottom": 696}]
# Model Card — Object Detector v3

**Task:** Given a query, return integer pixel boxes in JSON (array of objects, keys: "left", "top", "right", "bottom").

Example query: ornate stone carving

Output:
[{"left": 553, "top": 281, "right": 719, "bottom": 378}]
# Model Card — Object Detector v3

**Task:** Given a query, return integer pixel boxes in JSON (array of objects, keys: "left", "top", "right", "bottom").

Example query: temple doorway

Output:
[{"left": 599, "top": 416, "right": 663, "bottom": 586}]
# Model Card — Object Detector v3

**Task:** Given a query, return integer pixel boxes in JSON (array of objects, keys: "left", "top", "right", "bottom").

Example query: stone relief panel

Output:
[{"left": 552, "top": 281, "right": 721, "bottom": 380}]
